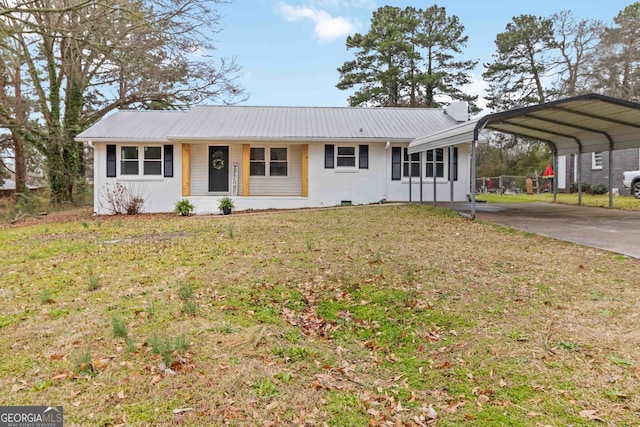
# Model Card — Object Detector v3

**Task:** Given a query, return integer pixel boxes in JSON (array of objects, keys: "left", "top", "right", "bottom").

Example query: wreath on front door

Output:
[{"left": 212, "top": 151, "right": 225, "bottom": 170}]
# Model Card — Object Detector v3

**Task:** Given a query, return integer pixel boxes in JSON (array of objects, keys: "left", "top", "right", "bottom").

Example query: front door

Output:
[{"left": 209, "top": 146, "right": 229, "bottom": 192}]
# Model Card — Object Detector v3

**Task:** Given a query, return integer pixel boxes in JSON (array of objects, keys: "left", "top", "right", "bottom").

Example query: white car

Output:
[{"left": 622, "top": 170, "right": 640, "bottom": 199}]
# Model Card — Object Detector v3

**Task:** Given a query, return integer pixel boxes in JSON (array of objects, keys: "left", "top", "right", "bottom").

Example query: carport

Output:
[{"left": 408, "top": 93, "right": 640, "bottom": 218}]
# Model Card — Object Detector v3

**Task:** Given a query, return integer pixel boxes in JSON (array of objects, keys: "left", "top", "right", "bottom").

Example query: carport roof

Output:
[{"left": 409, "top": 93, "right": 640, "bottom": 156}]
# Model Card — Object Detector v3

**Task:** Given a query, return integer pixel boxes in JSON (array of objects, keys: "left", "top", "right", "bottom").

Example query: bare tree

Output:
[{"left": 0, "top": 0, "right": 246, "bottom": 203}]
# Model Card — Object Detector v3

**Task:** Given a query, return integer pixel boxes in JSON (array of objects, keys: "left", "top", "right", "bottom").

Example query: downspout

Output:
[
  {"left": 419, "top": 151, "right": 423, "bottom": 203},
  {"left": 408, "top": 150, "right": 412, "bottom": 203},
  {"left": 449, "top": 146, "right": 454, "bottom": 210}
]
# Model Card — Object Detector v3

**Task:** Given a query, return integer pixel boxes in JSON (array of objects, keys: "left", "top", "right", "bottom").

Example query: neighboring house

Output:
[
  {"left": 556, "top": 149, "right": 640, "bottom": 194},
  {"left": 0, "top": 172, "right": 46, "bottom": 197},
  {"left": 76, "top": 104, "right": 471, "bottom": 215}
]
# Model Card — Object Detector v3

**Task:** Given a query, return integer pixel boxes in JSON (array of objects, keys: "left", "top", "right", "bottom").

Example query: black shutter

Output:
[
  {"left": 359, "top": 144, "right": 369, "bottom": 169},
  {"left": 164, "top": 145, "right": 173, "bottom": 177},
  {"left": 106, "top": 144, "right": 116, "bottom": 177},
  {"left": 325, "top": 144, "right": 334, "bottom": 169},
  {"left": 448, "top": 147, "right": 458, "bottom": 181},
  {"left": 391, "top": 147, "right": 401, "bottom": 180}
]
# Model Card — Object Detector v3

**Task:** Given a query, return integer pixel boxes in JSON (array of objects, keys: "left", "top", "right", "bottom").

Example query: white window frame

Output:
[
  {"left": 120, "top": 145, "right": 163, "bottom": 176},
  {"left": 336, "top": 146, "right": 357, "bottom": 168},
  {"left": 143, "top": 146, "right": 162, "bottom": 176},
  {"left": 592, "top": 151, "right": 603, "bottom": 170},
  {"left": 269, "top": 147, "right": 288, "bottom": 177},
  {"left": 251, "top": 146, "right": 288, "bottom": 177},
  {"left": 250, "top": 147, "right": 266, "bottom": 176}
]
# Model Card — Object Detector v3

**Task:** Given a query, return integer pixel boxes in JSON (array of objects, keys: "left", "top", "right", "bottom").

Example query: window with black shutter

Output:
[
  {"left": 164, "top": 145, "right": 173, "bottom": 177},
  {"left": 391, "top": 147, "right": 401, "bottom": 180},
  {"left": 359, "top": 145, "right": 368, "bottom": 169},
  {"left": 325, "top": 144, "right": 335, "bottom": 169},
  {"left": 106, "top": 144, "right": 116, "bottom": 177}
]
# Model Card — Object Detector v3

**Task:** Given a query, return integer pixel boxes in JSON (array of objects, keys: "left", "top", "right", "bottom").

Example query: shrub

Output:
[
  {"left": 174, "top": 199, "right": 195, "bottom": 216},
  {"left": 590, "top": 183, "right": 608, "bottom": 194},
  {"left": 99, "top": 183, "right": 146, "bottom": 215},
  {"left": 570, "top": 182, "right": 591, "bottom": 193}
]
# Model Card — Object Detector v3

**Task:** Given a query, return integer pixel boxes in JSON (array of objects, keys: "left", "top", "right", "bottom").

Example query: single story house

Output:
[{"left": 76, "top": 103, "right": 472, "bottom": 215}]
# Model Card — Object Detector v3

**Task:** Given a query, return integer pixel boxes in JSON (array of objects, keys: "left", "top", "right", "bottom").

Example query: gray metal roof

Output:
[
  {"left": 409, "top": 94, "right": 640, "bottom": 156},
  {"left": 76, "top": 105, "right": 459, "bottom": 143},
  {"left": 409, "top": 118, "right": 482, "bottom": 154},
  {"left": 76, "top": 110, "right": 189, "bottom": 142}
]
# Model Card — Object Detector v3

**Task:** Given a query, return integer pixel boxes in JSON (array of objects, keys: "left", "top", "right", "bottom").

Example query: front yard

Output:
[{"left": 0, "top": 204, "right": 638, "bottom": 425}]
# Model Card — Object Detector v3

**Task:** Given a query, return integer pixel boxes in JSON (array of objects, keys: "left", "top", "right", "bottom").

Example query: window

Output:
[
  {"left": 403, "top": 148, "right": 420, "bottom": 177},
  {"left": 337, "top": 146, "right": 356, "bottom": 167},
  {"left": 325, "top": 144, "right": 368, "bottom": 169},
  {"left": 270, "top": 148, "right": 288, "bottom": 176},
  {"left": 250, "top": 148, "right": 266, "bottom": 176},
  {"left": 121, "top": 146, "right": 139, "bottom": 175},
  {"left": 426, "top": 148, "right": 444, "bottom": 178},
  {"left": 114, "top": 145, "right": 171, "bottom": 177},
  {"left": 144, "top": 146, "right": 162, "bottom": 175},
  {"left": 592, "top": 151, "right": 603, "bottom": 170}
]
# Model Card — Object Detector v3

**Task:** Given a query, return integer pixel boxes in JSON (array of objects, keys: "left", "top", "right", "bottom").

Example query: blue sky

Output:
[{"left": 214, "top": 0, "right": 634, "bottom": 109}]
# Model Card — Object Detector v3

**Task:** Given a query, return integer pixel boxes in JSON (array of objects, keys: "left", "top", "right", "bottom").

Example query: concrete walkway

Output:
[{"left": 448, "top": 202, "right": 640, "bottom": 259}]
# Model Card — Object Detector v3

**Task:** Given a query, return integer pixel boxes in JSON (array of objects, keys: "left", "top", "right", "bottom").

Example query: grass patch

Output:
[{"left": 0, "top": 204, "right": 638, "bottom": 425}]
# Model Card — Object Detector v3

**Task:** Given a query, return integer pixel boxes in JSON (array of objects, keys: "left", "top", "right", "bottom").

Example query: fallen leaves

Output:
[{"left": 579, "top": 409, "right": 605, "bottom": 422}]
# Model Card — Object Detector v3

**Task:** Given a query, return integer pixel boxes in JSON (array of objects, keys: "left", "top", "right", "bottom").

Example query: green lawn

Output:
[
  {"left": 0, "top": 204, "right": 638, "bottom": 425},
  {"left": 479, "top": 192, "right": 640, "bottom": 210}
]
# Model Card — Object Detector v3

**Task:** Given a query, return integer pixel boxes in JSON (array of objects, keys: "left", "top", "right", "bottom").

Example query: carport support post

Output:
[
  {"left": 471, "top": 137, "right": 477, "bottom": 219},
  {"left": 608, "top": 146, "right": 613, "bottom": 209},
  {"left": 419, "top": 151, "right": 423, "bottom": 204},
  {"left": 552, "top": 153, "right": 558, "bottom": 202},
  {"left": 577, "top": 151, "right": 583, "bottom": 206},
  {"left": 408, "top": 154, "right": 412, "bottom": 203}
]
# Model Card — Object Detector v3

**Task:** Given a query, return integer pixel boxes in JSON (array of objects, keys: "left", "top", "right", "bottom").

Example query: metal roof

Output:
[
  {"left": 409, "top": 118, "right": 482, "bottom": 153},
  {"left": 76, "top": 110, "right": 189, "bottom": 142},
  {"left": 408, "top": 93, "right": 640, "bottom": 156},
  {"left": 76, "top": 105, "right": 459, "bottom": 143}
]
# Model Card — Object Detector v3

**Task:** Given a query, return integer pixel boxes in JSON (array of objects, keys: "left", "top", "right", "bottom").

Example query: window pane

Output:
[
  {"left": 411, "top": 163, "right": 420, "bottom": 177},
  {"left": 250, "top": 148, "right": 265, "bottom": 161},
  {"left": 337, "top": 157, "right": 356, "bottom": 167},
  {"left": 250, "top": 162, "right": 265, "bottom": 176},
  {"left": 270, "top": 148, "right": 287, "bottom": 161},
  {"left": 426, "top": 164, "right": 434, "bottom": 178},
  {"left": 144, "top": 160, "right": 162, "bottom": 175},
  {"left": 337, "top": 146, "right": 355, "bottom": 156},
  {"left": 144, "top": 146, "right": 161, "bottom": 160},
  {"left": 435, "top": 148, "right": 444, "bottom": 162},
  {"left": 436, "top": 163, "right": 444, "bottom": 178},
  {"left": 121, "top": 161, "right": 139, "bottom": 175},
  {"left": 426, "top": 150, "right": 434, "bottom": 162},
  {"left": 270, "top": 162, "right": 287, "bottom": 176},
  {"left": 121, "top": 146, "right": 138, "bottom": 160}
]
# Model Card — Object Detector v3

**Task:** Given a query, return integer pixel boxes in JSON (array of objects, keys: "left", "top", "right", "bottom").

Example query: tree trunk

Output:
[{"left": 12, "top": 131, "right": 27, "bottom": 195}]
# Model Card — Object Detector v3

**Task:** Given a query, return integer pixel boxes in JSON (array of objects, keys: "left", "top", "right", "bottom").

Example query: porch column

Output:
[
  {"left": 182, "top": 144, "right": 191, "bottom": 197},
  {"left": 242, "top": 144, "right": 250, "bottom": 196},
  {"left": 301, "top": 144, "right": 309, "bottom": 197}
]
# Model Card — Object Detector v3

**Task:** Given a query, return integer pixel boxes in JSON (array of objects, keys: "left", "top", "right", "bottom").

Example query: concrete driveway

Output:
[{"left": 449, "top": 202, "right": 640, "bottom": 259}]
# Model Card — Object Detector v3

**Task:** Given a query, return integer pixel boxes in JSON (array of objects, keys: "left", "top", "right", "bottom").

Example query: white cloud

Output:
[{"left": 277, "top": 2, "right": 356, "bottom": 43}]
